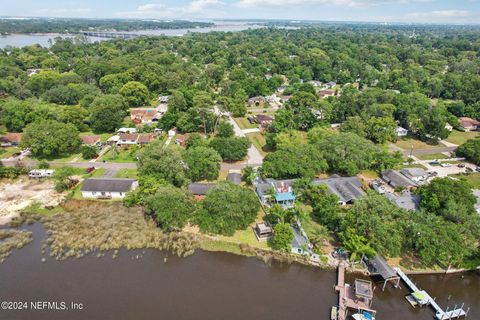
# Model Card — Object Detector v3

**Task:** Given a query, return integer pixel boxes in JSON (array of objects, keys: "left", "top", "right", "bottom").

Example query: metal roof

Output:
[
  {"left": 188, "top": 183, "right": 216, "bottom": 195},
  {"left": 290, "top": 225, "right": 308, "bottom": 249},
  {"left": 275, "top": 192, "right": 295, "bottom": 202},
  {"left": 363, "top": 255, "right": 398, "bottom": 280},
  {"left": 312, "top": 176, "right": 365, "bottom": 203},
  {"left": 382, "top": 170, "right": 417, "bottom": 188},
  {"left": 81, "top": 178, "right": 136, "bottom": 193}
]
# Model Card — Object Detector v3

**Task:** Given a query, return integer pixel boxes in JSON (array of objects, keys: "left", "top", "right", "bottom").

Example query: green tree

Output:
[
  {"left": 137, "top": 142, "right": 188, "bottom": 187},
  {"left": 209, "top": 137, "right": 250, "bottom": 162},
  {"left": 89, "top": 94, "right": 127, "bottom": 133},
  {"left": 184, "top": 146, "right": 222, "bottom": 182},
  {"left": 21, "top": 120, "right": 81, "bottom": 158},
  {"left": 144, "top": 185, "right": 195, "bottom": 231},
  {"left": 81, "top": 145, "right": 97, "bottom": 160},
  {"left": 269, "top": 223, "right": 294, "bottom": 252},
  {"left": 119, "top": 81, "right": 149, "bottom": 107},
  {"left": 196, "top": 182, "right": 260, "bottom": 235},
  {"left": 216, "top": 121, "right": 234, "bottom": 138},
  {"left": 52, "top": 166, "right": 76, "bottom": 192},
  {"left": 242, "top": 166, "right": 256, "bottom": 185},
  {"left": 456, "top": 139, "right": 480, "bottom": 165}
]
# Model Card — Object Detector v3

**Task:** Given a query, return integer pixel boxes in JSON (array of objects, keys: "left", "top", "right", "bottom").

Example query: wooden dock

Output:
[{"left": 395, "top": 268, "right": 468, "bottom": 320}]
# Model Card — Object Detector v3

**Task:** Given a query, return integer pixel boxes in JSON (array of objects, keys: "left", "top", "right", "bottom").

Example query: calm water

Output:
[
  {"left": 0, "top": 23, "right": 264, "bottom": 48},
  {"left": 0, "top": 223, "right": 478, "bottom": 320}
]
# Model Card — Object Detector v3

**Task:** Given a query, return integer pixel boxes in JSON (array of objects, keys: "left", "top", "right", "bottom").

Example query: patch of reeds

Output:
[
  {"left": 42, "top": 200, "right": 199, "bottom": 260},
  {"left": 0, "top": 229, "right": 32, "bottom": 263}
]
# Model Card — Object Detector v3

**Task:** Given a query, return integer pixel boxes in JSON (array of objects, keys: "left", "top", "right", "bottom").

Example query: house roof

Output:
[
  {"left": 312, "top": 176, "right": 365, "bottom": 203},
  {"left": 459, "top": 117, "right": 480, "bottom": 128},
  {"left": 0, "top": 133, "right": 22, "bottom": 143},
  {"left": 137, "top": 134, "right": 156, "bottom": 144},
  {"left": 188, "top": 183, "right": 216, "bottom": 195},
  {"left": 81, "top": 178, "right": 136, "bottom": 193},
  {"left": 118, "top": 128, "right": 137, "bottom": 134},
  {"left": 290, "top": 225, "right": 308, "bottom": 249},
  {"left": 400, "top": 168, "right": 427, "bottom": 178},
  {"left": 80, "top": 135, "right": 100, "bottom": 145},
  {"left": 381, "top": 170, "right": 417, "bottom": 188},
  {"left": 256, "top": 182, "right": 272, "bottom": 199},
  {"left": 227, "top": 172, "right": 242, "bottom": 185},
  {"left": 275, "top": 192, "right": 295, "bottom": 202},
  {"left": 355, "top": 279, "right": 374, "bottom": 299},
  {"left": 255, "top": 114, "right": 274, "bottom": 122},
  {"left": 119, "top": 133, "right": 139, "bottom": 141}
]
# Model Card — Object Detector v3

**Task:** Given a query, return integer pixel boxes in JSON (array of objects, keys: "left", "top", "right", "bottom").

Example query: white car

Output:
[{"left": 440, "top": 163, "right": 452, "bottom": 167}]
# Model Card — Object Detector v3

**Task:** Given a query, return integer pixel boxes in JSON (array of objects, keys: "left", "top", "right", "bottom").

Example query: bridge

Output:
[{"left": 80, "top": 31, "right": 145, "bottom": 39}]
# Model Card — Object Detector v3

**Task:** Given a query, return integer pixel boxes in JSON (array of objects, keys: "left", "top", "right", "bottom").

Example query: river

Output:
[
  {"left": 0, "top": 223, "right": 478, "bottom": 320},
  {"left": 0, "top": 23, "right": 264, "bottom": 49}
]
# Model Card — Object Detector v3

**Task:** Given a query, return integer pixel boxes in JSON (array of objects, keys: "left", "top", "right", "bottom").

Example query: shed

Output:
[{"left": 254, "top": 223, "right": 273, "bottom": 241}]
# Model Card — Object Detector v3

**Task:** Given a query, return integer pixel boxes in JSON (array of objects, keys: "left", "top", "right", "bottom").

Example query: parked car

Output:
[
  {"left": 476, "top": 167, "right": 480, "bottom": 172},
  {"left": 457, "top": 163, "right": 465, "bottom": 168},
  {"left": 85, "top": 167, "right": 95, "bottom": 174},
  {"left": 440, "top": 163, "right": 452, "bottom": 167},
  {"left": 429, "top": 160, "right": 440, "bottom": 165}
]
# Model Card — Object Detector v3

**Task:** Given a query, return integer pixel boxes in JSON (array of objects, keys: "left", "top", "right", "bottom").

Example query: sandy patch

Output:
[{"left": 0, "top": 178, "right": 65, "bottom": 225}]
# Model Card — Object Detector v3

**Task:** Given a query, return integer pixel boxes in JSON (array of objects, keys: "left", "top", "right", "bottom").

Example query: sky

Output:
[{"left": 1, "top": 0, "right": 480, "bottom": 24}]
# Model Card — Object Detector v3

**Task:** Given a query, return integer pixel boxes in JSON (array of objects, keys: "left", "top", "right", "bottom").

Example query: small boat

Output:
[
  {"left": 352, "top": 311, "right": 375, "bottom": 320},
  {"left": 331, "top": 306, "right": 338, "bottom": 320},
  {"left": 411, "top": 291, "right": 429, "bottom": 305}
]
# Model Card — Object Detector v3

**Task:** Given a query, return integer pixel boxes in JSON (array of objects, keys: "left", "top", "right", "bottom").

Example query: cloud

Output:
[
  {"left": 406, "top": 10, "right": 474, "bottom": 20},
  {"left": 116, "top": 0, "right": 224, "bottom": 18},
  {"left": 32, "top": 8, "right": 92, "bottom": 17}
]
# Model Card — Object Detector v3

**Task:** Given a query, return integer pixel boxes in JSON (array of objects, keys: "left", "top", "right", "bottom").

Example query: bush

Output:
[
  {"left": 81, "top": 145, "right": 98, "bottom": 160},
  {"left": 269, "top": 223, "right": 294, "bottom": 252}
]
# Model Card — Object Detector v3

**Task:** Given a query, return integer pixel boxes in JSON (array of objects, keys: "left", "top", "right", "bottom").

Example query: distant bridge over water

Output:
[{"left": 80, "top": 32, "right": 145, "bottom": 39}]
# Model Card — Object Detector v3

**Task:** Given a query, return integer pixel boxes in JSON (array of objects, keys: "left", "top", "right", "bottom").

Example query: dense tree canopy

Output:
[{"left": 184, "top": 146, "right": 222, "bottom": 182}]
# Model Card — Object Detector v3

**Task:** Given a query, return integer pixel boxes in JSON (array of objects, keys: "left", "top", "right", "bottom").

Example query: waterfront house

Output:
[
  {"left": 0, "top": 133, "right": 22, "bottom": 147},
  {"left": 81, "top": 178, "right": 138, "bottom": 199},
  {"left": 395, "top": 126, "right": 409, "bottom": 137},
  {"left": 290, "top": 223, "right": 312, "bottom": 255},
  {"left": 459, "top": 117, "right": 480, "bottom": 132}
]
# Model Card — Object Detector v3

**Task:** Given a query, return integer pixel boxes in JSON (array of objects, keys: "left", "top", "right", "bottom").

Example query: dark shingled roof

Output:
[
  {"left": 81, "top": 178, "right": 136, "bottom": 192},
  {"left": 188, "top": 183, "right": 216, "bottom": 195},
  {"left": 363, "top": 255, "right": 398, "bottom": 280},
  {"left": 227, "top": 172, "right": 242, "bottom": 185}
]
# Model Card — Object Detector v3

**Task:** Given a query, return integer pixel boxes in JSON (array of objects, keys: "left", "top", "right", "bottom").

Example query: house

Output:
[
  {"left": 168, "top": 128, "right": 177, "bottom": 137},
  {"left": 188, "top": 183, "right": 216, "bottom": 200},
  {"left": 116, "top": 133, "right": 156, "bottom": 147},
  {"left": 81, "top": 178, "right": 138, "bottom": 199},
  {"left": 255, "top": 178, "right": 296, "bottom": 208},
  {"left": 253, "top": 222, "right": 273, "bottom": 241},
  {"left": 324, "top": 82, "right": 337, "bottom": 89},
  {"left": 80, "top": 135, "right": 101, "bottom": 146},
  {"left": 248, "top": 96, "right": 266, "bottom": 107},
  {"left": 459, "top": 117, "right": 480, "bottom": 132},
  {"left": 0, "top": 133, "right": 22, "bottom": 147},
  {"left": 254, "top": 114, "right": 274, "bottom": 129},
  {"left": 385, "top": 192, "right": 420, "bottom": 211},
  {"left": 290, "top": 223, "right": 312, "bottom": 255},
  {"left": 130, "top": 108, "right": 162, "bottom": 125},
  {"left": 381, "top": 169, "right": 417, "bottom": 189},
  {"left": 227, "top": 172, "right": 242, "bottom": 185},
  {"left": 400, "top": 168, "right": 428, "bottom": 182},
  {"left": 117, "top": 128, "right": 137, "bottom": 134},
  {"left": 395, "top": 126, "right": 408, "bottom": 137},
  {"left": 318, "top": 89, "right": 335, "bottom": 99},
  {"left": 312, "top": 176, "right": 365, "bottom": 205}
]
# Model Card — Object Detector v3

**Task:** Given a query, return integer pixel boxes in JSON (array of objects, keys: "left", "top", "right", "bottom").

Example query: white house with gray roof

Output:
[{"left": 81, "top": 178, "right": 138, "bottom": 199}]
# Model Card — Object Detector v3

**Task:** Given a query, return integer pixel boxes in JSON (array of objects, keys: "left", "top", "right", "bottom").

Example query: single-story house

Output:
[
  {"left": 80, "top": 135, "right": 101, "bottom": 146},
  {"left": 117, "top": 133, "right": 156, "bottom": 147},
  {"left": 254, "top": 222, "right": 273, "bottom": 241},
  {"left": 254, "top": 114, "right": 274, "bottom": 129},
  {"left": 318, "top": 89, "right": 335, "bottom": 99},
  {"left": 395, "top": 126, "right": 409, "bottom": 137},
  {"left": 117, "top": 127, "right": 137, "bottom": 134},
  {"left": 324, "top": 81, "right": 337, "bottom": 89},
  {"left": 0, "top": 133, "right": 22, "bottom": 147},
  {"left": 381, "top": 169, "right": 417, "bottom": 189},
  {"left": 255, "top": 178, "right": 296, "bottom": 208},
  {"left": 400, "top": 168, "right": 428, "bottom": 182},
  {"left": 459, "top": 117, "right": 480, "bottom": 132},
  {"left": 291, "top": 223, "right": 311, "bottom": 255},
  {"left": 312, "top": 176, "right": 365, "bottom": 205},
  {"left": 81, "top": 178, "right": 138, "bottom": 199},
  {"left": 385, "top": 192, "right": 421, "bottom": 211},
  {"left": 130, "top": 108, "right": 164, "bottom": 125},
  {"left": 188, "top": 183, "right": 216, "bottom": 200},
  {"left": 227, "top": 172, "right": 242, "bottom": 185}
]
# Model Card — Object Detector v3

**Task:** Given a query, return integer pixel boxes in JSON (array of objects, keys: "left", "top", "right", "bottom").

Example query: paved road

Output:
[{"left": 1, "top": 159, "right": 136, "bottom": 170}]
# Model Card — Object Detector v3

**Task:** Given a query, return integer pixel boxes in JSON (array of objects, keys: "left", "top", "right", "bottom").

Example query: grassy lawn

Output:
[
  {"left": 450, "top": 173, "right": 480, "bottom": 189},
  {"left": 99, "top": 148, "right": 137, "bottom": 163},
  {"left": 445, "top": 130, "right": 479, "bottom": 146},
  {"left": 395, "top": 137, "right": 445, "bottom": 150},
  {"left": 233, "top": 117, "right": 258, "bottom": 130},
  {"left": 359, "top": 170, "right": 379, "bottom": 179},
  {"left": 114, "top": 169, "right": 138, "bottom": 179},
  {"left": 416, "top": 153, "right": 451, "bottom": 161},
  {"left": 0, "top": 147, "right": 20, "bottom": 159},
  {"left": 215, "top": 228, "right": 270, "bottom": 250},
  {"left": 246, "top": 132, "right": 270, "bottom": 156}
]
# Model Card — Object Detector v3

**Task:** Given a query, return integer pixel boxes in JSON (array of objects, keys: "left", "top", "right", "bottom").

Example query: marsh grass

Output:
[
  {"left": 42, "top": 200, "right": 199, "bottom": 260},
  {"left": 0, "top": 229, "right": 32, "bottom": 263}
]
